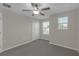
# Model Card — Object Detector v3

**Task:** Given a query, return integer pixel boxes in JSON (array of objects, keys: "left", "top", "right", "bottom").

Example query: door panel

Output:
[
  {"left": 32, "top": 21, "right": 40, "bottom": 40},
  {"left": 0, "top": 13, "right": 2, "bottom": 51}
]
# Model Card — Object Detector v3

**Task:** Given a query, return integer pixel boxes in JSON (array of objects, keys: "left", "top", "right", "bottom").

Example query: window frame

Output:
[
  {"left": 42, "top": 21, "right": 50, "bottom": 35},
  {"left": 58, "top": 16, "right": 68, "bottom": 30}
]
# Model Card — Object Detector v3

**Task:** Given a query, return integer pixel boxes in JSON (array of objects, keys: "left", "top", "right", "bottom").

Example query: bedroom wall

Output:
[
  {"left": 40, "top": 9, "right": 78, "bottom": 51},
  {"left": 2, "top": 8, "right": 37, "bottom": 50}
]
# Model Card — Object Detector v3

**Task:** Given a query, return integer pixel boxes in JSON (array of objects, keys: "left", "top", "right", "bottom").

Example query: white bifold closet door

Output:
[
  {"left": 32, "top": 21, "right": 40, "bottom": 40},
  {"left": 0, "top": 13, "right": 2, "bottom": 51}
]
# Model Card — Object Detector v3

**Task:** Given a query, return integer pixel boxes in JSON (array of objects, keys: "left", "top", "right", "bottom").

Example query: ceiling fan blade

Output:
[
  {"left": 41, "top": 7, "right": 50, "bottom": 10},
  {"left": 35, "top": 4, "right": 39, "bottom": 9},
  {"left": 40, "top": 12, "right": 45, "bottom": 16},
  {"left": 22, "top": 9, "right": 32, "bottom": 11},
  {"left": 31, "top": 3, "right": 39, "bottom": 9},
  {"left": 31, "top": 3, "right": 35, "bottom": 7},
  {"left": 3, "top": 3, "right": 11, "bottom": 8}
]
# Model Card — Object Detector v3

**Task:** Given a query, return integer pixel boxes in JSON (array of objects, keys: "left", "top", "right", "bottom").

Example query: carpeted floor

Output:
[{"left": 0, "top": 39, "right": 79, "bottom": 56}]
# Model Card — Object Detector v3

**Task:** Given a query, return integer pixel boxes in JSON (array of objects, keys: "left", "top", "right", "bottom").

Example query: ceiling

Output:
[{"left": 0, "top": 3, "right": 79, "bottom": 19}]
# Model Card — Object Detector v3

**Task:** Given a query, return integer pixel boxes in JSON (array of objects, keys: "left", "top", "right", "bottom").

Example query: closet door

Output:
[
  {"left": 0, "top": 13, "right": 2, "bottom": 51},
  {"left": 32, "top": 21, "right": 40, "bottom": 40}
]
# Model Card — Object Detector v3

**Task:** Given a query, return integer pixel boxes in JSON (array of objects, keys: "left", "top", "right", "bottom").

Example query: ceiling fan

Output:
[{"left": 22, "top": 3, "right": 50, "bottom": 16}]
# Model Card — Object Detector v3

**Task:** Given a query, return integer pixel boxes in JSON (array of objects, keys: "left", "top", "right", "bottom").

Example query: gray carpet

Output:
[{"left": 0, "top": 39, "right": 79, "bottom": 56}]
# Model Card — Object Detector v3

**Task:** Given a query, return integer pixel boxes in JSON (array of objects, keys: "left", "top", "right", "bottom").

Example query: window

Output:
[
  {"left": 58, "top": 16, "right": 68, "bottom": 30},
  {"left": 42, "top": 21, "right": 49, "bottom": 34}
]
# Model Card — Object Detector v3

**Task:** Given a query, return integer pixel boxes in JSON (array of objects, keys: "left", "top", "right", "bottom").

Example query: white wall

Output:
[
  {"left": 2, "top": 8, "right": 38, "bottom": 50},
  {"left": 40, "top": 10, "right": 78, "bottom": 51}
]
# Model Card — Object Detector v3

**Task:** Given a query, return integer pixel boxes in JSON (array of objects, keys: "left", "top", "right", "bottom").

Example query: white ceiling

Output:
[{"left": 0, "top": 3, "right": 79, "bottom": 19}]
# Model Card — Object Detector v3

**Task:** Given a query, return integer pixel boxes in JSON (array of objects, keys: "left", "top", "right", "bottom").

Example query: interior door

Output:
[
  {"left": 32, "top": 21, "right": 40, "bottom": 40},
  {"left": 0, "top": 13, "right": 2, "bottom": 51}
]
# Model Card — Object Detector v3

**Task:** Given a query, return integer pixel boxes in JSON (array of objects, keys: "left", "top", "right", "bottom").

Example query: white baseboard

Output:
[
  {"left": 78, "top": 50, "right": 79, "bottom": 53},
  {"left": 0, "top": 40, "right": 34, "bottom": 53},
  {"left": 0, "top": 39, "right": 78, "bottom": 53},
  {"left": 49, "top": 41, "right": 78, "bottom": 52}
]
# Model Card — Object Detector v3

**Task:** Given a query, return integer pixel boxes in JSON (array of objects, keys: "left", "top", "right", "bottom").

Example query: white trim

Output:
[
  {"left": 78, "top": 50, "right": 79, "bottom": 53},
  {"left": 0, "top": 39, "right": 78, "bottom": 53},
  {"left": 49, "top": 41, "right": 78, "bottom": 52},
  {"left": 0, "top": 40, "right": 34, "bottom": 53}
]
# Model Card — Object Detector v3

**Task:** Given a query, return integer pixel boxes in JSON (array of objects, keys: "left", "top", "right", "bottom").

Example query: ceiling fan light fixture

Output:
[{"left": 33, "top": 10, "right": 39, "bottom": 14}]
